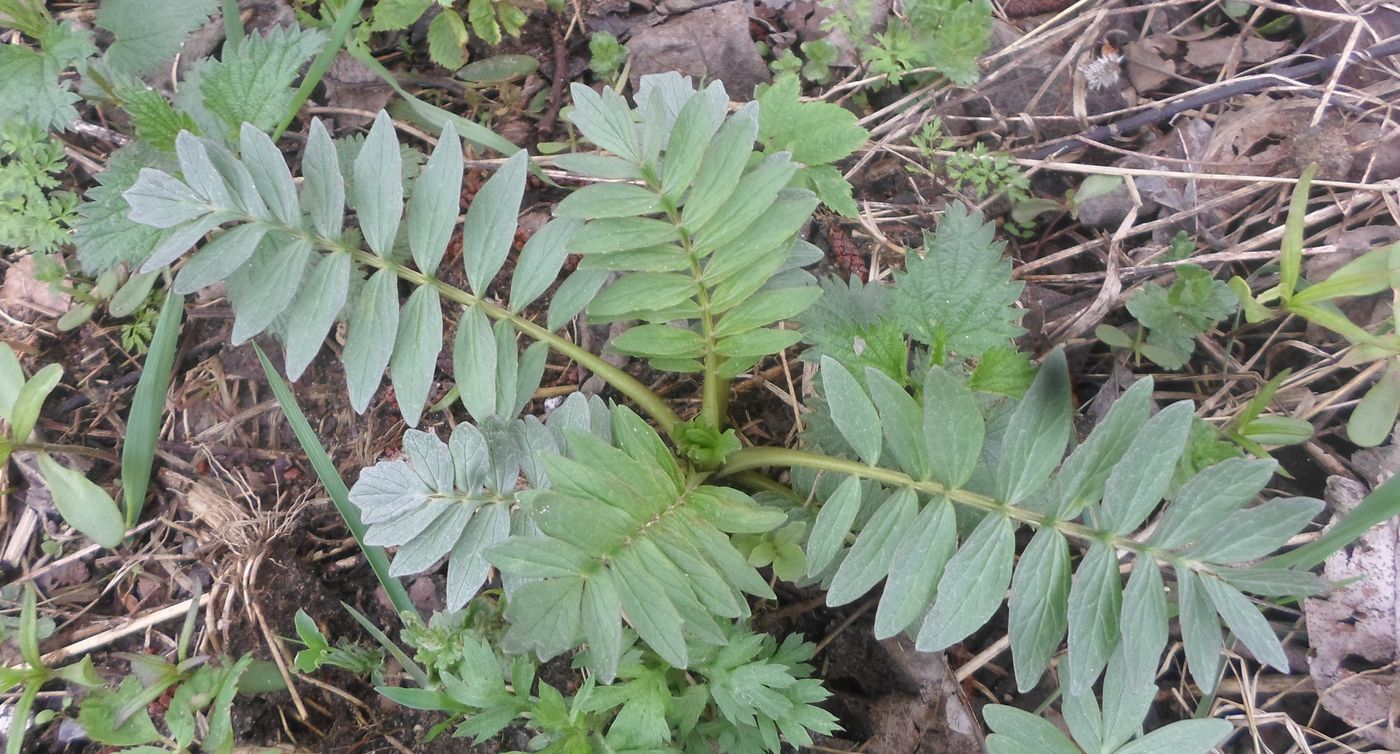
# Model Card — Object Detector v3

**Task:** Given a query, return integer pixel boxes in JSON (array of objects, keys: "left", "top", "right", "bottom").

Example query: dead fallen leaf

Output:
[
  {"left": 0, "top": 255, "right": 71, "bottom": 320},
  {"left": 1303, "top": 470, "right": 1400, "bottom": 749},
  {"left": 1124, "top": 36, "right": 1178, "bottom": 94},
  {"left": 1182, "top": 37, "right": 1292, "bottom": 72}
]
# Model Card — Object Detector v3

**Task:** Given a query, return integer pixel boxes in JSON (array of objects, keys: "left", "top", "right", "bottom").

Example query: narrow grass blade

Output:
[
  {"left": 254, "top": 343, "right": 416, "bottom": 617},
  {"left": 122, "top": 289, "right": 183, "bottom": 529},
  {"left": 1266, "top": 470, "right": 1400, "bottom": 571}
]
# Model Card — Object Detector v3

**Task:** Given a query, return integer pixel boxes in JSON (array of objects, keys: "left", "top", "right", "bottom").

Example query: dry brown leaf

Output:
[
  {"left": 0, "top": 255, "right": 71, "bottom": 320},
  {"left": 1182, "top": 36, "right": 1291, "bottom": 71},
  {"left": 1124, "top": 36, "right": 1178, "bottom": 93},
  {"left": 1303, "top": 470, "right": 1400, "bottom": 749}
]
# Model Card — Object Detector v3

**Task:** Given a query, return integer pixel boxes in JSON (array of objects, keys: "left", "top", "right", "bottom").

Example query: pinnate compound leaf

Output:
[
  {"left": 865, "top": 367, "right": 930, "bottom": 481},
  {"left": 820, "top": 355, "right": 881, "bottom": 465},
  {"left": 407, "top": 122, "right": 463, "bottom": 276},
  {"left": 984, "top": 706, "right": 1081, "bottom": 754},
  {"left": 1065, "top": 543, "right": 1122, "bottom": 694},
  {"left": 995, "top": 349, "right": 1070, "bottom": 504},
  {"left": 1098, "top": 400, "right": 1194, "bottom": 533},
  {"left": 1200, "top": 575, "right": 1288, "bottom": 672},
  {"left": 37, "top": 454, "right": 125, "bottom": 548},
  {"left": 681, "top": 103, "right": 759, "bottom": 232},
  {"left": 172, "top": 223, "right": 267, "bottom": 294},
  {"left": 918, "top": 514, "right": 1015, "bottom": 651},
  {"left": 805, "top": 475, "right": 862, "bottom": 577},
  {"left": 226, "top": 235, "right": 311, "bottom": 343},
  {"left": 1186, "top": 496, "right": 1322, "bottom": 564},
  {"left": 1115, "top": 719, "right": 1232, "bottom": 754},
  {"left": 826, "top": 488, "right": 916, "bottom": 606},
  {"left": 283, "top": 252, "right": 351, "bottom": 381},
  {"left": 343, "top": 269, "right": 400, "bottom": 413},
  {"left": 874, "top": 498, "right": 957, "bottom": 639},
  {"left": 555, "top": 182, "right": 662, "bottom": 219},
  {"left": 1047, "top": 376, "right": 1153, "bottom": 519},
  {"left": 510, "top": 218, "right": 583, "bottom": 313},
  {"left": 1150, "top": 458, "right": 1276, "bottom": 550},
  {"left": 922, "top": 365, "right": 984, "bottom": 489},
  {"left": 302, "top": 118, "right": 346, "bottom": 238},
  {"left": 567, "top": 83, "right": 640, "bottom": 162},
  {"left": 1175, "top": 568, "right": 1224, "bottom": 695},
  {"left": 1119, "top": 558, "right": 1168, "bottom": 688},
  {"left": 390, "top": 287, "right": 443, "bottom": 426},
  {"left": 462, "top": 150, "right": 528, "bottom": 294},
  {"left": 454, "top": 306, "right": 497, "bottom": 422},
  {"left": 124, "top": 169, "right": 209, "bottom": 229},
  {"left": 355, "top": 112, "right": 405, "bottom": 256},
  {"left": 1008, "top": 528, "right": 1070, "bottom": 692}
]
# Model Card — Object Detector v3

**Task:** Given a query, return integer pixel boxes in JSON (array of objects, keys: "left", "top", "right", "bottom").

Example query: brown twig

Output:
[
  {"left": 1023, "top": 35, "right": 1400, "bottom": 160},
  {"left": 537, "top": 19, "right": 570, "bottom": 136}
]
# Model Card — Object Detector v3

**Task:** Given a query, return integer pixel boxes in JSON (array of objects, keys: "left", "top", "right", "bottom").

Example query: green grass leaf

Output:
[{"left": 121, "top": 290, "right": 183, "bottom": 528}]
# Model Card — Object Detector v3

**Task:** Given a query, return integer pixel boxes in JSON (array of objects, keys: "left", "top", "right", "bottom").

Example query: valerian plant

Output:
[{"left": 116, "top": 74, "right": 1339, "bottom": 751}]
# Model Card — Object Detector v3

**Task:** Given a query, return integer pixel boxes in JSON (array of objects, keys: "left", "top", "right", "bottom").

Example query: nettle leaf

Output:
[
  {"left": 892, "top": 203, "right": 1025, "bottom": 358},
  {"left": 191, "top": 25, "right": 326, "bottom": 137},
  {"left": 489, "top": 407, "right": 783, "bottom": 669},
  {"left": 96, "top": 0, "right": 215, "bottom": 76}
]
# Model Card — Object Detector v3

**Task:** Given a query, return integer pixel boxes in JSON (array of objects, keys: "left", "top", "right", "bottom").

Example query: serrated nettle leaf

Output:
[
  {"left": 302, "top": 118, "right": 345, "bottom": 238},
  {"left": 240, "top": 123, "right": 300, "bottom": 226},
  {"left": 805, "top": 475, "right": 863, "bottom": 577},
  {"left": 283, "top": 253, "right": 352, "bottom": 381},
  {"left": 1175, "top": 567, "right": 1224, "bottom": 695},
  {"left": 826, "top": 488, "right": 917, "bottom": 606},
  {"left": 462, "top": 150, "right": 528, "bottom": 293},
  {"left": 390, "top": 287, "right": 443, "bottom": 426},
  {"left": 821, "top": 356, "right": 881, "bottom": 465},
  {"left": 354, "top": 112, "right": 405, "bottom": 256},
  {"left": 227, "top": 235, "right": 312, "bottom": 344},
  {"left": 996, "top": 349, "right": 1070, "bottom": 504},
  {"left": 1065, "top": 543, "right": 1123, "bottom": 694},
  {"left": 37, "top": 454, "right": 125, "bottom": 549},
  {"left": 173, "top": 223, "right": 267, "bottom": 294},
  {"left": 610, "top": 324, "right": 705, "bottom": 359},
  {"left": 453, "top": 306, "right": 497, "bottom": 422},
  {"left": 1119, "top": 557, "right": 1168, "bottom": 689},
  {"left": 1186, "top": 496, "right": 1323, "bottom": 564},
  {"left": 875, "top": 497, "right": 957, "bottom": 639},
  {"left": 1048, "top": 377, "right": 1153, "bottom": 519},
  {"left": 547, "top": 269, "right": 609, "bottom": 331},
  {"left": 983, "top": 705, "right": 1081, "bottom": 754},
  {"left": 509, "top": 217, "right": 583, "bottom": 313},
  {"left": 343, "top": 268, "right": 400, "bottom": 413},
  {"left": 555, "top": 182, "right": 663, "bottom": 219},
  {"left": 1008, "top": 528, "right": 1070, "bottom": 692},
  {"left": 1200, "top": 574, "right": 1288, "bottom": 672},
  {"left": 918, "top": 514, "right": 1015, "bottom": 651},
  {"left": 680, "top": 103, "right": 759, "bottom": 231},
  {"left": 1150, "top": 458, "right": 1277, "bottom": 550},
  {"left": 408, "top": 121, "right": 464, "bottom": 276},
  {"left": 124, "top": 168, "right": 211, "bottom": 229},
  {"left": 1098, "top": 400, "right": 1194, "bottom": 534},
  {"left": 922, "top": 366, "right": 985, "bottom": 489},
  {"left": 589, "top": 272, "right": 699, "bottom": 322},
  {"left": 568, "top": 216, "right": 682, "bottom": 256},
  {"left": 712, "top": 287, "right": 822, "bottom": 339},
  {"left": 865, "top": 367, "right": 931, "bottom": 481},
  {"left": 567, "top": 83, "right": 641, "bottom": 162},
  {"left": 175, "top": 132, "right": 233, "bottom": 209}
]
